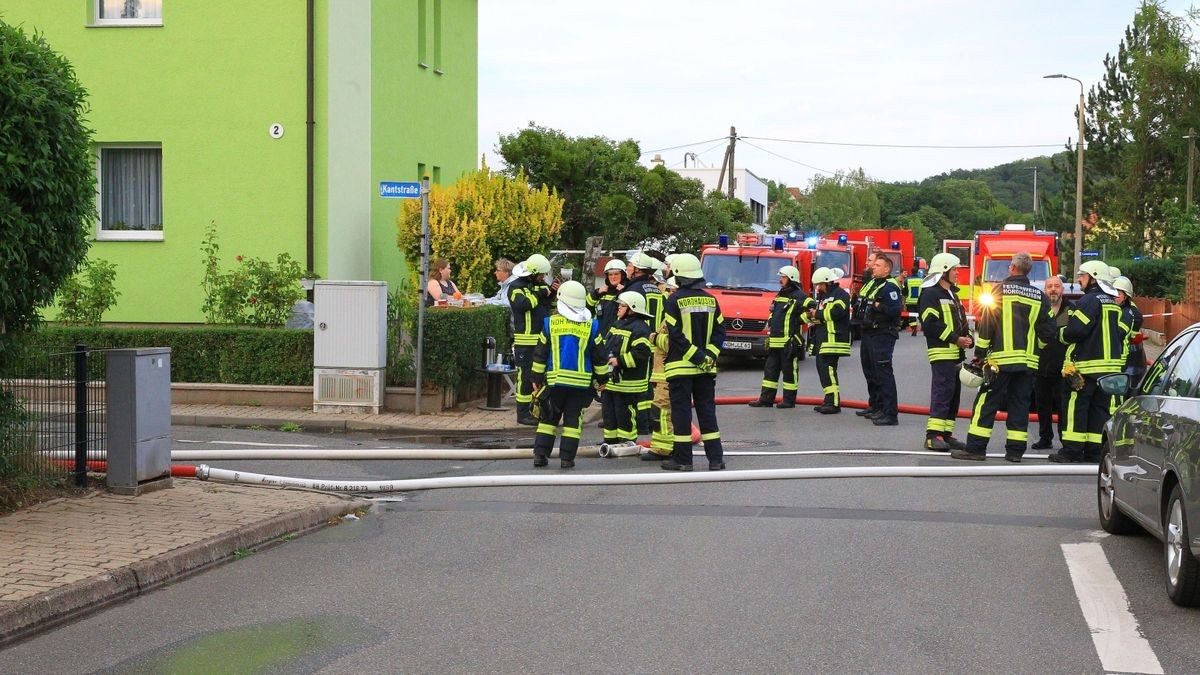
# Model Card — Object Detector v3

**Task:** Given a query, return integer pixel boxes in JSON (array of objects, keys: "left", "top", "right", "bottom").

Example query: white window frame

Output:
[
  {"left": 90, "top": 0, "right": 163, "bottom": 27},
  {"left": 95, "top": 143, "right": 164, "bottom": 242}
]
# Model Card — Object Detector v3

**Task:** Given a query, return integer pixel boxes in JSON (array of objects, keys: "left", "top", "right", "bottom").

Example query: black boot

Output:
[
  {"left": 776, "top": 392, "right": 797, "bottom": 409},
  {"left": 516, "top": 402, "right": 537, "bottom": 426},
  {"left": 747, "top": 387, "right": 775, "bottom": 408}
]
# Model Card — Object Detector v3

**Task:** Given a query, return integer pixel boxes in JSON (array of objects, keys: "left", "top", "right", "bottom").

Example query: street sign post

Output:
[
  {"left": 1081, "top": 250, "right": 1100, "bottom": 258},
  {"left": 379, "top": 181, "right": 422, "bottom": 199}
]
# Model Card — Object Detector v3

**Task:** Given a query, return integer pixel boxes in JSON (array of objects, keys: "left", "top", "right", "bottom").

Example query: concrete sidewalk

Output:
[
  {"left": 0, "top": 480, "right": 361, "bottom": 647},
  {"left": 171, "top": 399, "right": 601, "bottom": 433}
]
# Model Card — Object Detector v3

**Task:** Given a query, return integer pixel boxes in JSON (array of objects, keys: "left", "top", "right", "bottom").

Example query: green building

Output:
[{"left": 3, "top": 1, "right": 478, "bottom": 322}]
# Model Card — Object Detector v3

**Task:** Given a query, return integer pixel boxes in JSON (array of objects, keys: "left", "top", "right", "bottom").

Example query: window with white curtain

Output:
[
  {"left": 98, "top": 146, "right": 163, "bottom": 240},
  {"left": 94, "top": 0, "right": 163, "bottom": 26}
]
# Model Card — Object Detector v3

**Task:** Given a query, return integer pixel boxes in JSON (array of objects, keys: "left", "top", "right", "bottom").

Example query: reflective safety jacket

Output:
[
  {"left": 508, "top": 277, "right": 552, "bottom": 347},
  {"left": 859, "top": 276, "right": 904, "bottom": 334},
  {"left": 531, "top": 315, "right": 607, "bottom": 389},
  {"left": 1062, "top": 283, "right": 1131, "bottom": 376},
  {"left": 626, "top": 274, "right": 664, "bottom": 332},
  {"left": 587, "top": 278, "right": 625, "bottom": 336},
  {"left": 767, "top": 283, "right": 806, "bottom": 349},
  {"left": 662, "top": 277, "right": 725, "bottom": 380},
  {"left": 812, "top": 286, "right": 851, "bottom": 356},
  {"left": 974, "top": 274, "right": 1054, "bottom": 372},
  {"left": 918, "top": 282, "right": 969, "bottom": 363},
  {"left": 603, "top": 315, "right": 653, "bottom": 394}
]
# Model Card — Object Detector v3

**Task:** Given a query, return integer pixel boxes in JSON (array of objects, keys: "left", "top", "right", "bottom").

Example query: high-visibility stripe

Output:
[
  {"left": 700, "top": 431, "right": 721, "bottom": 441},
  {"left": 1006, "top": 429, "right": 1028, "bottom": 442},
  {"left": 536, "top": 422, "right": 556, "bottom": 435},
  {"left": 968, "top": 390, "right": 991, "bottom": 438},
  {"left": 1062, "top": 389, "right": 1087, "bottom": 441},
  {"left": 927, "top": 346, "right": 961, "bottom": 361},
  {"left": 673, "top": 435, "right": 693, "bottom": 443}
]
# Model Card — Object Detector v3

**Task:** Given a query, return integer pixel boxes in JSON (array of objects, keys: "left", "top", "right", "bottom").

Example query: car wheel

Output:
[
  {"left": 1164, "top": 484, "right": 1200, "bottom": 606},
  {"left": 1097, "top": 450, "right": 1139, "bottom": 535}
]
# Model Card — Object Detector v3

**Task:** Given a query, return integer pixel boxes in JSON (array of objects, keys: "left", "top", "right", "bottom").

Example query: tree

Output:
[
  {"left": 1080, "top": 1, "right": 1200, "bottom": 255},
  {"left": 894, "top": 209, "right": 943, "bottom": 262},
  {"left": 0, "top": 21, "right": 95, "bottom": 367},
  {"left": 767, "top": 194, "right": 807, "bottom": 231},
  {"left": 803, "top": 169, "right": 880, "bottom": 231},
  {"left": 397, "top": 163, "right": 563, "bottom": 295},
  {"left": 497, "top": 123, "right": 751, "bottom": 252}
]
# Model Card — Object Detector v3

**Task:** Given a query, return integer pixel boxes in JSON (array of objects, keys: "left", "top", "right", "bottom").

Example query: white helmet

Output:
[
  {"left": 959, "top": 362, "right": 984, "bottom": 388},
  {"left": 922, "top": 252, "right": 961, "bottom": 288},
  {"left": 525, "top": 253, "right": 551, "bottom": 275},
  {"left": 671, "top": 253, "right": 703, "bottom": 279},
  {"left": 811, "top": 266, "right": 830, "bottom": 285},
  {"left": 617, "top": 291, "right": 653, "bottom": 317},
  {"left": 1079, "top": 260, "right": 1116, "bottom": 295},
  {"left": 779, "top": 265, "right": 801, "bottom": 284},
  {"left": 557, "top": 280, "right": 588, "bottom": 309},
  {"left": 511, "top": 262, "right": 530, "bottom": 278},
  {"left": 603, "top": 259, "right": 625, "bottom": 274},
  {"left": 628, "top": 251, "right": 658, "bottom": 271},
  {"left": 1108, "top": 266, "right": 1122, "bottom": 279},
  {"left": 1113, "top": 275, "right": 1134, "bottom": 296}
]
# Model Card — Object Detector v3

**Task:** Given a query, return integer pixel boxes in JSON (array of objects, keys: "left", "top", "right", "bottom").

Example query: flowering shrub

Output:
[
  {"left": 52, "top": 258, "right": 120, "bottom": 325},
  {"left": 200, "top": 221, "right": 308, "bottom": 326}
]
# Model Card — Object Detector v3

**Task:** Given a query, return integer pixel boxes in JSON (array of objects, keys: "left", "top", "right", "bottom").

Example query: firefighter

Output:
[
  {"left": 600, "top": 291, "right": 654, "bottom": 450},
  {"left": 626, "top": 251, "right": 665, "bottom": 435},
  {"left": 659, "top": 253, "right": 725, "bottom": 472},
  {"left": 529, "top": 280, "right": 607, "bottom": 469},
  {"left": 508, "top": 253, "right": 555, "bottom": 426},
  {"left": 904, "top": 268, "right": 924, "bottom": 336},
  {"left": 952, "top": 252, "right": 1054, "bottom": 462},
  {"left": 588, "top": 258, "right": 627, "bottom": 336},
  {"left": 643, "top": 274, "right": 678, "bottom": 461},
  {"left": 809, "top": 267, "right": 851, "bottom": 414},
  {"left": 1113, "top": 276, "right": 1146, "bottom": 387},
  {"left": 748, "top": 265, "right": 807, "bottom": 409},
  {"left": 859, "top": 254, "right": 904, "bottom": 426},
  {"left": 918, "top": 253, "right": 972, "bottom": 451},
  {"left": 1049, "top": 262, "right": 1129, "bottom": 463}
]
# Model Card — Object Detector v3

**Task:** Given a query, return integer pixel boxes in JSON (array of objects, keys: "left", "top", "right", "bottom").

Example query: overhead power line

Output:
[
  {"left": 639, "top": 136, "right": 728, "bottom": 155},
  {"left": 740, "top": 135, "right": 1063, "bottom": 150}
]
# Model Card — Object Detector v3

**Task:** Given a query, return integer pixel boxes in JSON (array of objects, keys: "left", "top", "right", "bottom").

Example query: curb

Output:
[
  {"left": 0, "top": 494, "right": 363, "bottom": 648},
  {"left": 171, "top": 406, "right": 604, "bottom": 435}
]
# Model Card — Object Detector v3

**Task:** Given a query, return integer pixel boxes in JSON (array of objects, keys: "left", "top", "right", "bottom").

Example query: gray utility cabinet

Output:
[{"left": 106, "top": 348, "right": 172, "bottom": 495}]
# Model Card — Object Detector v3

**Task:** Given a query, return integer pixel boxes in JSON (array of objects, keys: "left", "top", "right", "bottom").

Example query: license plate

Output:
[{"left": 724, "top": 341, "right": 752, "bottom": 350}]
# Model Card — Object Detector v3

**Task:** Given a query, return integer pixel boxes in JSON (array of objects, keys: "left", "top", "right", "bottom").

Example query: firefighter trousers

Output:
[
  {"left": 648, "top": 381, "right": 673, "bottom": 457},
  {"left": 760, "top": 346, "right": 799, "bottom": 400},
  {"left": 1061, "top": 376, "right": 1112, "bottom": 461},
  {"left": 601, "top": 389, "right": 640, "bottom": 443},
  {"left": 513, "top": 346, "right": 535, "bottom": 406},
  {"left": 927, "top": 360, "right": 962, "bottom": 437},
  {"left": 815, "top": 353, "right": 841, "bottom": 406},
  {"left": 966, "top": 369, "right": 1033, "bottom": 457},
  {"left": 669, "top": 374, "right": 723, "bottom": 466},
  {"left": 532, "top": 386, "right": 594, "bottom": 462}
]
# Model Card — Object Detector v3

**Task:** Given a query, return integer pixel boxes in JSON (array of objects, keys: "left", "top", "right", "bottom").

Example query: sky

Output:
[{"left": 479, "top": 0, "right": 1197, "bottom": 189}]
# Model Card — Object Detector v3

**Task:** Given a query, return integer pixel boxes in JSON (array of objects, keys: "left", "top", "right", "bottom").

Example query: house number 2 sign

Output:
[{"left": 269, "top": 124, "right": 285, "bottom": 139}]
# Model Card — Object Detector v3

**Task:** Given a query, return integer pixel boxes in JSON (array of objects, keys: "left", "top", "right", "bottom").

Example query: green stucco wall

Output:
[
  {"left": 368, "top": 0, "right": 478, "bottom": 288},
  {"left": 2, "top": 1, "right": 476, "bottom": 323},
  {"left": 3, "top": 2, "right": 309, "bottom": 323}
]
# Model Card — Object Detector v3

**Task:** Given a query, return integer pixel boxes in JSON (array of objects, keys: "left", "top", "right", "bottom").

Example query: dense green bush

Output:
[
  {"left": 1105, "top": 258, "right": 1183, "bottom": 300},
  {"left": 52, "top": 258, "right": 120, "bottom": 325},
  {"left": 4, "top": 304, "right": 512, "bottom": 393},
  {"left": 7, "top": 327, "right": 314, "bottom": 385}
]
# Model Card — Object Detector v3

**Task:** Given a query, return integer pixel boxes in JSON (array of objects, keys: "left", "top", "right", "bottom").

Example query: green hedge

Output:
[
  {"left": 1105, "top": 258, "right": 1183, "bottom": 300},
  {"left": 2, "top": 304, "right": 513, "bottom": 392},
  {"left": 6, "top": 326, "right": 314, "bottom": 385}
]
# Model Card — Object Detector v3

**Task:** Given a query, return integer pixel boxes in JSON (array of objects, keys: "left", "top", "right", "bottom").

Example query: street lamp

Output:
[{"left": 1044, "top": 73, "right": 1085, "bottom": 276}]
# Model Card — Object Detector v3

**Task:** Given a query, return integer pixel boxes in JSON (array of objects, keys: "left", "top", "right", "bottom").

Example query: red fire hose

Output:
[{"left": 57, "top": 460, "right": 198, "bottom": 478}]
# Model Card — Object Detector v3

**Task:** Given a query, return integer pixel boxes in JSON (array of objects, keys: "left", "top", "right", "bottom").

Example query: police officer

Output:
[
  {"left": 859, "top": 254, "right": 904, "bottom": 426},
  {"left": 918, "top": 253, "right": 972, "bottom": 451},
  {"left": 530, "top": 280, "right": 607, "bottom": 469},
  {"left": 588, "top": 258, "right": 627, "bottom": 336},
  {"left": 809, "top": 267, "right": 851, "bottom": 414},
  {"left": 953, "top": 252, "right": 1054, "bottom": 462},
  {"left": 626, "top": 251, "right": 665, "bottom": 434},
  {"left": 748, "top": 265, "right": 807, "bottom": 409},
  {"left": 508, "top": 253, "right": 555, "bottom": 426},
  {"left": 853, "top": 251, "right": 880, "bottom": 417},
  {"left": 1050, "top": 261, "right": 1129, "bottom": 463},
  {"left": 659, "top": 253, "right": 725, "bottom": 472},
  {"left": 600, "top": 291, "right": 654, "bottom": 449}
]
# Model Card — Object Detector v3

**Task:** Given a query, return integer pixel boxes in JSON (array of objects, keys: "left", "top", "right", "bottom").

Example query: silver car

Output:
[{"left": 1100, "top": 323, "right": 1200, "bottom": 606}]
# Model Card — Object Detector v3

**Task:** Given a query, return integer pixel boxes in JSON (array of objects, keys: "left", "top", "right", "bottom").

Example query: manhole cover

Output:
[{"left": 721, "top": 439, "right": 779, "bottom": 449}]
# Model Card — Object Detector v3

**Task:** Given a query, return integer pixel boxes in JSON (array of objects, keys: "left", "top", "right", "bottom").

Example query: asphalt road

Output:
[{"left": 3, "top": 336, "right": 1199, "bottom": 674}]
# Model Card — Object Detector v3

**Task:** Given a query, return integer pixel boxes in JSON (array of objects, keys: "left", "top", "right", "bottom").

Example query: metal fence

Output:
[{"left": 0, "top": 345, "right": 107, "bottom": 488}]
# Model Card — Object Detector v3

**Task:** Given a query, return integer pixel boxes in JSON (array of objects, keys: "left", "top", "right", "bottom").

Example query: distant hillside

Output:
[{"left": 914, "top": 153, "right": 1070, "bottom": 214}]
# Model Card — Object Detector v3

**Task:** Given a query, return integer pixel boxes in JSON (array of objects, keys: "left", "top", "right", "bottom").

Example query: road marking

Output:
[{"left": 1061, "top": 542, "right": 1163, "bottom": 675}]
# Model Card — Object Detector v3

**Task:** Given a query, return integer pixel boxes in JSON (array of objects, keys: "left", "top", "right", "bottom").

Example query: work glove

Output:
[{"left": 699, "top": 356, "right": 716, "bottom": 373}]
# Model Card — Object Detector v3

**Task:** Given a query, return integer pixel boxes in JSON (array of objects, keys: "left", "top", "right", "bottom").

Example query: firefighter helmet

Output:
[
  {"left": 617, "top": 291, "right": 653, "bottom": 317},
  {"left": 959, "top": 362, "right": 985, "bottom": 388},
  {"left": 557, "top": 280, "right": 588, "bottom": 309},
  {"left": 671, "top": 253, "right": 703, "bottom": 279},
  {"left": 603, "top": 258, "right": 625, "bottom": 274},
  {"left": 628, "top": 251, "right": 658, "bottom": 271},
  {"left": 525, "top": 253, "right": 552, "bottom": 275},
  {"left": 778, "top": 265, "right": 801, "bottom": 284},
  {"left": 1113, "top": 276, "right": 1134, "bottom": 296},
  {"left": 1078, "top": 260, "right": 1108, "bottom": 281}
]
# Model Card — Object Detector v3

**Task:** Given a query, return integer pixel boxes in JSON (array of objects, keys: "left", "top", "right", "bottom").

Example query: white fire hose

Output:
[
  {"left": 194, "top": 463, "right": 1095, "bottom": 493},
  {"left": 42, "top": 448, "right": 1057, "bottom": 461}
]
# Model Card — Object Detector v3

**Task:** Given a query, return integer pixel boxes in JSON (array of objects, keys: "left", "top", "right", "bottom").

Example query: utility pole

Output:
[
  {"left": 727, "top": 126, "right": 737, "bottom": 199},
  {"left": 1186, "top": 128, "right": 1196, "bottom": 213},
  {"left": 1032, "top": 166, "right": 1039, "bottom": 216}
]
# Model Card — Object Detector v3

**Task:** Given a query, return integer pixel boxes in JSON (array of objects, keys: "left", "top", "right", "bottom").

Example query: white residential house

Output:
[{"left": 670, "top": 166, "right": 769, "bottom": 229}]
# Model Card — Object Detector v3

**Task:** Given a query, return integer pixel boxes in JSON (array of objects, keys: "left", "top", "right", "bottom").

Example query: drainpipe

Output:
[{"left": 306, "top": 0, "right": 315, "bottom": 299}]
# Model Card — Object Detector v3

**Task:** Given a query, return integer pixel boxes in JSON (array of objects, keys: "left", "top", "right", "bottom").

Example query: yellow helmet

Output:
[{"left": 525, "top": 253, "right": 551, "bottom": 275}]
